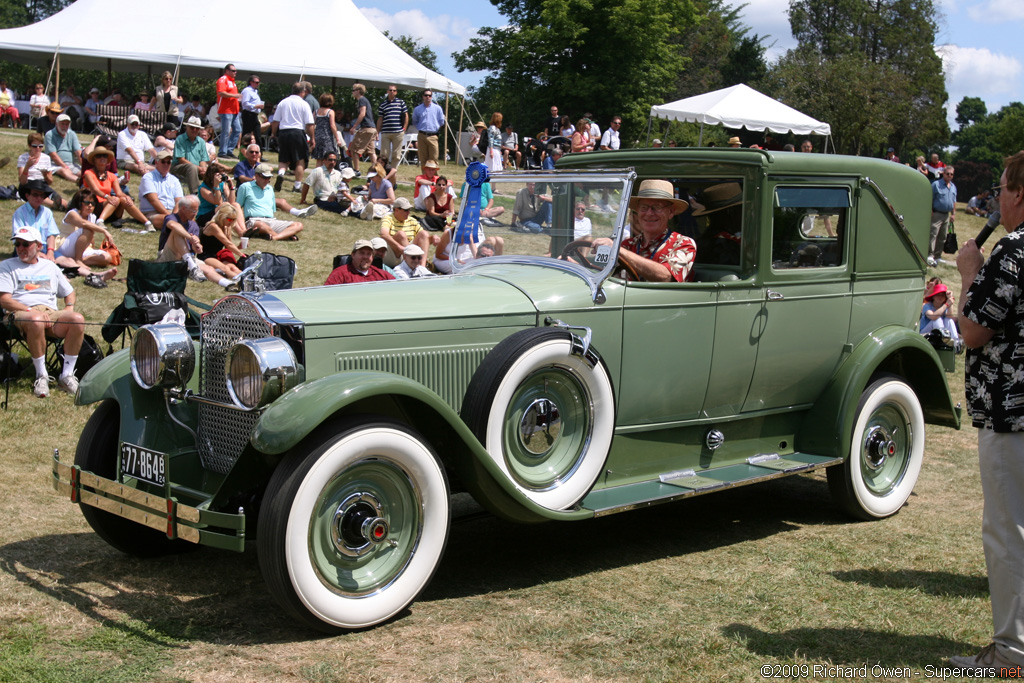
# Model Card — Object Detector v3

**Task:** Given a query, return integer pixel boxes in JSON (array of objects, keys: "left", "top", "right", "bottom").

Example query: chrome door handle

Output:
[{"left": 766, "top": 289, "right": 784, "bottom": 301}]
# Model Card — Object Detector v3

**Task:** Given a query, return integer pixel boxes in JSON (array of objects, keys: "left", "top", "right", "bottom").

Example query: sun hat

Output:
[
  {"left": 627, "top": 179, "right": 689, "bottom": 215},
  {"left": 86, "top": 146, "right": 115, "bottom": 163},
  {"left": 340, "top": 167, "right": 356, "bottom": 180},
  {"left": 393, "top": 197, "right": 413, "bottom": 210},
  {"left": 925, "top": 283, "right": 949, "bottom": 301},
  {"left": 11, "top": 225, "right": 43, "bottom": 244},
  {"left": 423, "top": 160, "right": 439, "bottom": 169},
  {"left": 403, "top": 244, "right": 425, "bottom": 256},
  {"left": 690, "top": 183, "right": 742, "bottom": 216},
  {"left": 728, "top": 136, "right": 741, "bottom": 146},
  {"left": 255, "top": 163, "right": 275, "bottom": 178},
  {"left": 353, "top": 239, "right": 374, "bottom": 252},
  {"left": 474, "top": 121, "right": 486, "bottom": 128},
  {"left": 370, "top": 237, "right": 387, "bottom": 250},
  {"left": 184, "top": 116, "right": 203, "bottom": 129},
  {"left": 46, "top": 102, "right": 62, "bottom": 114}
]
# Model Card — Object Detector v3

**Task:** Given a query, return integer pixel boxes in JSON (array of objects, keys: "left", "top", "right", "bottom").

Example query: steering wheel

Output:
[{"left": 558, "top": 239, "right": 641, "bottom": 281}]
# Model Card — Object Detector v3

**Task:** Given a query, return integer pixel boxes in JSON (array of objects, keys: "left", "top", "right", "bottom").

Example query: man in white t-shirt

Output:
[
  {"left": 0, "top": 225, "right": 84, "bottom": 398},
  {"left": 116, "top": 114, "right": 155, "bottom": 175}
]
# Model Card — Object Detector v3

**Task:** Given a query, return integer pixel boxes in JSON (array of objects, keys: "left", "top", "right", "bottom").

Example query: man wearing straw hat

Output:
[{"left": 594, "top": 179, "right": 696, "bottom": 282}]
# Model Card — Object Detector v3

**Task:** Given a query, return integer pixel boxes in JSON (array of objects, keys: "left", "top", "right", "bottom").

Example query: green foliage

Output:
[
  {"left": 772, "top": 0, "right": 949, "bottom": 156},
  {"left": 953, "top": 101, "right": 1024, "bottom": 189},
  {"left": 453, "top": 0, "right": 702, "bottom": 143},
  {"left": 956, "top": 96, "right": 987, "bottom": 129}
]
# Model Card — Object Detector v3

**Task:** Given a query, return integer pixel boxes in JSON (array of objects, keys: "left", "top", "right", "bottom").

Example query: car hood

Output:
[{"left": 253, "top": 265, "right": 596, "bottom": 335}]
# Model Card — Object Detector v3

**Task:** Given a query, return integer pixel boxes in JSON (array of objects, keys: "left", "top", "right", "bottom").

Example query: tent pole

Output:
[
  {"left": 644, "top": 117, "right": 652, "bottom": 147},
  {"left": 54, "top": 50, "right": 60, "bottom": 102},
  {"left": 443, "top": 92, "right": 450, "bottom": 164},
  {"left": 45, "top": 44, "right": 59, "bottom": 99},
  {"left": 456, "top": 94, "right": 465, "bottom": 167}
]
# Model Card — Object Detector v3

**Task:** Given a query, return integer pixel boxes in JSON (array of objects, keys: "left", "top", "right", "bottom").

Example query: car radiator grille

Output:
[{"left": 198, "top": 297, "right": 274, "bottom": 474}]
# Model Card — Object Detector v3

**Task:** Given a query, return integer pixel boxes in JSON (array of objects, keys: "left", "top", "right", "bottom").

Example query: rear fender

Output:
[
  {"left": 796, "top": 326, "right": 960, "bottom": 460},
  {"left": 251, "top": 371, "right": 594, "bottom": 523}
]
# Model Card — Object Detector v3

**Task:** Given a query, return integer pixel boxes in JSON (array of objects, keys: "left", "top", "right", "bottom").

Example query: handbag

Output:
[
  {"left": 943, "top": 223, "right": 958, "bottom": 254},
  {"left": 101, "top": 238, "right": 122, "bottom": 266}
]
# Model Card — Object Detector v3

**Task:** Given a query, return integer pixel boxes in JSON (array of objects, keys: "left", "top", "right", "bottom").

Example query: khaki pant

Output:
[
  {"left": 379, "top": 131, "right": 405, "bottom": 166},
  {"left": 978, "top": 429, "right": 1024, "bottom": 665},
  {"left": 417, "top": 132, "right": 439, "bottom": 163}
]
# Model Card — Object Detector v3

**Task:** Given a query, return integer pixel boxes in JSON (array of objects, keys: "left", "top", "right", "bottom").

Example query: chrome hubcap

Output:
[
  {"left": 331, "top": 492, "right": 388, "bottom": 558},
  {"left": 864, "top": 425, "right": 897, "bottom": 470},
  {"left": 518, "top": 397, "right": 562, "bottom": 456}
]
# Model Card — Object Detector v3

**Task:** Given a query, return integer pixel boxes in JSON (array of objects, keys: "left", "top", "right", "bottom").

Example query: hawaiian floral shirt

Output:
[
  {"left": 964, "top": 222, "right": 1024, "bottom": 431},
  {"left": 621, "top": 230, "right": 697, "bottom": 282}
]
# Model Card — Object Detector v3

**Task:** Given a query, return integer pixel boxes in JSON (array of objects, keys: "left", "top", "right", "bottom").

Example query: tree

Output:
[
  {"left": 769, "top": 0, "right": 949, "bottom": 156},
  {"left": 453, "top": 0, "right": 699, "bottom": 143},
  {"left": 956, "top": 96, "right": 987, "bottom": 129},
  {"left": 953, "top": 101, "right": 1024, "bottom": 190}
]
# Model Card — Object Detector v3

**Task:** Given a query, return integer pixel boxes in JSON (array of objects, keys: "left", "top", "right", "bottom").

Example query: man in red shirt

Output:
[
  {"left": 324, "top": 239, "right": 396, "bottom": 285},
  {"left": 215, "top": 63, "right": 241, "bottom": 159}
]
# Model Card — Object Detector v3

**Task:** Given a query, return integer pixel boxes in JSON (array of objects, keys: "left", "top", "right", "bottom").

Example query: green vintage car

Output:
[{"left": 53, "top": 149, "right": 960, "bottom": 633}]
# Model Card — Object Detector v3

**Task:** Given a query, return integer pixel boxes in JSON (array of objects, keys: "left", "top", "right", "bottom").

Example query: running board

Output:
[{"left": 581, "top": 453, "right": 843, "bottom": 517}]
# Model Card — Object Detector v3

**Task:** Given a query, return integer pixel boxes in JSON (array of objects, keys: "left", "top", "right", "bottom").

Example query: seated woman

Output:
[
  {"left": 197, "top": 163, "right": 245, "bottom": 233},
  {"left": 81, "top": 146, "right": 153, "bottom": 230},
  {"left": 414, "top": 159, "right": 441, "bottom": 209},
  {"left": 920, "top": 283, "right": 960, "bottom": 342},
  {"left": 18, "top": 132, "right": 67, "bottom": 211},
  {"left": 198, "top": 203, "right": 245, "bottom": 287},
  {"left": 53, "top": 189, "right": 119, "bottom": 287},
  {"left": 134, "top": 92, "right": 153, "bottom": 111},
  {"left": 433, "top": 225, "right": 504, "bottom": 275},
  {"left": 423, "top": 175, "right": 455, "bottom": 231},
  {"left": 359, "top": 163, "right": 395, "bottom": 219}
]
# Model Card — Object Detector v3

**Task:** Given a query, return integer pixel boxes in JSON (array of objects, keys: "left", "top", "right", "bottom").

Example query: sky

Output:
[{"left": 357, "top": 0, "right": 1024, "bottom": 130}]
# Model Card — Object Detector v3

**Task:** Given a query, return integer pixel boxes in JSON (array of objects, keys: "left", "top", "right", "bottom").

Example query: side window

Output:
[{"left": 772, "top": 187, "right": 849, "bottom": 270}]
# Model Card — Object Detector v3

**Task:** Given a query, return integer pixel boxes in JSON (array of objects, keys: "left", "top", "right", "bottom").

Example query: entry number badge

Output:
[
  {"left": 121, "top": 443, "right": 166, "bottom": 487},
  {"left": 594, "top": 245, "right": 612, "bottom": 266}
]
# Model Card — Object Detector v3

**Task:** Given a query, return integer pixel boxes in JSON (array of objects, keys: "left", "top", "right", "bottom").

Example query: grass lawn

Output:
[{"left": 0, "top": 126, "right": 998, "bottom": 682}]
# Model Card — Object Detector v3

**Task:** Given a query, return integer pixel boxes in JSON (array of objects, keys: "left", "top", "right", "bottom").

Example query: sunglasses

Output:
[
  {"left": 81, "top": 199, "right": 96, "bottom": 205},
  {"left": 156, "top": 158, "right": 172, "bottom": 164},
  {"left": 30, "top": 144, "right": 44, "bottom": 148},
  {"left": 13, "top": 240, "right": 33, "bottom": 247}
]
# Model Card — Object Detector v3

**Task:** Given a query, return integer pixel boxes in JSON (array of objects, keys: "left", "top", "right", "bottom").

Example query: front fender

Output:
[
  {"left": 251, "top": 371, "right": 594, "bottom": 522},
  {"left": 796, "top": 325, "right": 961, "bottom": 460},
  {"left": 76, "top": 347, "right": 131, "bottom": 406}
]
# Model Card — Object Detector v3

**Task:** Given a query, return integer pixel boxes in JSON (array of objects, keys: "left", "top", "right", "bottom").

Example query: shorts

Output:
[
  {"left": 245, "top": 217, "right": 293, "bottom": 235},
  {"left": 10, "top": 304, "right": 60, "bottom": 327},
  {"left": 277, "top": 128, "right": 309, "bottom": 165},
  {"left": 350, "top": 127, "right": 378, "bottom": 156}
]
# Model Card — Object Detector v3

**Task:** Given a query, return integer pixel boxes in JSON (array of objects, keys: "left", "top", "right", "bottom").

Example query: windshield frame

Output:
[{"left": 453, "top": 168, "right": 636, "bottom": 300}]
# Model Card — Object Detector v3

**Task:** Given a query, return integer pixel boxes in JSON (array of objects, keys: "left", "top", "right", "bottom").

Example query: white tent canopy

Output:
[
  {"left": 0, "top": 0, "right": 465, "bottom": 95},
  {"left": 650, "top": 83, "right": 831, "bottom": 136}
]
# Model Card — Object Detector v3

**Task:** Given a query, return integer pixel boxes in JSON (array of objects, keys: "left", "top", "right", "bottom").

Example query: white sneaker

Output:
[
  {"left": 298, "top": 204, "right": 318, "bottom": 218},
  {"left": 926, "top": 257, "right": 937, "bottom": 267},
  {"left": 33, "top": 375, "right": 49, "bottom": 398},
  {"left": 184, "top": 255, "right": 207, "bottom": 282},
  {"left": 57, "top": 374, "right": 79, "bottom": 396}
]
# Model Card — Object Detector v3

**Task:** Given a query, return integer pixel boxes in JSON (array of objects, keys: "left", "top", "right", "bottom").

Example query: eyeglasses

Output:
[
  {"left": 30, "top": 144, "right": 44, "bottom": 148},
  {"left": 156, "top": 158, "right": 172, "bottom": 164},
  {"left": 81, "top": 199, "right": 95, "bottom": 205},
  {"left": 612, "top": 121, "right": 622, "bottom": 125},
  {"left": 13, "top": 240, "right": 33, "bottom": 248},
  {"left": 388, "top": 89, "right": 397, "bottom": 93},
  {"left": 423, "top": 94, "right": 432, "bottom": 98},
  {"left": 637, "top": 203, "right": 669, "bottom": 214},
  {"left": 325, "top": 157, "right": 337, "bottom": 162},
  {"left": 407, "top": 255, "right": 424, "bottom": 260},
  {"left": 992, "top": 184, "right": 1010, "bottom": 198},
  {"left": 575, "top": 206, "right": 586, "bottom": 212},
  {"left": 129, "top": 123, "right": 139, "bottom": 127}
]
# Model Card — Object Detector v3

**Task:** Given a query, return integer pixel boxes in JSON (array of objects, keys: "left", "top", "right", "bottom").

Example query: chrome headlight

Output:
[
  {"left": 225, "top": 338, "right": 302, "bottom": 410},
  {"left": 130, "top": 324, "right": 195, "bottom": 390}
]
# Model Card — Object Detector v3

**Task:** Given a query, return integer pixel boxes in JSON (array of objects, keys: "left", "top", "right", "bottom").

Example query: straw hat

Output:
[
  {"left": 728, "top": 136, "right": 741, "bottom": 146},
  {"left": 627, "top": 179, "right": 689, "bottom": 215},
  {"left": 690, "top": 182, "right": 742, "bottom": 216},
  {"left": 86, "top": 146, "right": 115, "bottom": 163}
]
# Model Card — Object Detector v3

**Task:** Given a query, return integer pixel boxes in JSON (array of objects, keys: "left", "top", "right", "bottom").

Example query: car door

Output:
[{"left": 741, "top": 182, "right": 854, "bottom": 412}]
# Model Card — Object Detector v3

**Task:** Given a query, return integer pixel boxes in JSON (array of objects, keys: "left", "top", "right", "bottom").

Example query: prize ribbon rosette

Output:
[{"left": 454, "top": 162, "right": 489, "bottom": 248}]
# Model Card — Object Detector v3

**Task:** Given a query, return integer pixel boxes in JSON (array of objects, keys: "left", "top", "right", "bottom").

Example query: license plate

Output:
[{"left": 121, "top": 443, "right": 166, "bottom": 487}]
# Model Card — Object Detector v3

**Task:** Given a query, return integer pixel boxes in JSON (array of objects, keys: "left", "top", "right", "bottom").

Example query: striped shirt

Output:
[{"left": 377, "top": 97, "right": 408, "bottom": 134}]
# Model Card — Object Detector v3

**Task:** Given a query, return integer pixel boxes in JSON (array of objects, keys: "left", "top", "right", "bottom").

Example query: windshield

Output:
[{"left": 449, "top": 170, "right": 635, "bottom": 287}]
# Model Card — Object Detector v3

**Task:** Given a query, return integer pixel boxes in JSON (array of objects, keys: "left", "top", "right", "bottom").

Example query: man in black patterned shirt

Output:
[{"left": 952, "top": 150, "right": 1024, "bottom": 674}]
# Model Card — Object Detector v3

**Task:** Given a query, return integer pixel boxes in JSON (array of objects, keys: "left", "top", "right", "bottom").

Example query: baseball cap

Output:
[
  {"left": 127, "top": 114, "right": 141, "bottom": 125},
  {"left": 56, "top": 113, "right": 71, "bottom": 122},
  {"left": 403, "top": 244, "right": 424, "bottom": 256},
  {"left": 353, "top": 239, "right": 374, "bottom": 251},
  {"left": 155, "top": 149, "right": 174, "bottom": 160},
  {"left": 255, "top": 163, "right": 275, "bottom": 177},
  {"left": 370, "top": 237, "right": 387, "bottom": 250},
  {"left": 393, "top": 197, "right": 413, "bottom": 210},
  {"left": 340, "top": 167, "right": 356, "bottom": 180},
  {"left": 11, "top": 226, "right": 43, "bottom": 245}
]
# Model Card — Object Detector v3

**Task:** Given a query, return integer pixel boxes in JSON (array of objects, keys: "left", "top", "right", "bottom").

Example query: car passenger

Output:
[{"left": 593, "top": 179, "right": 695, "bottom": 281}]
